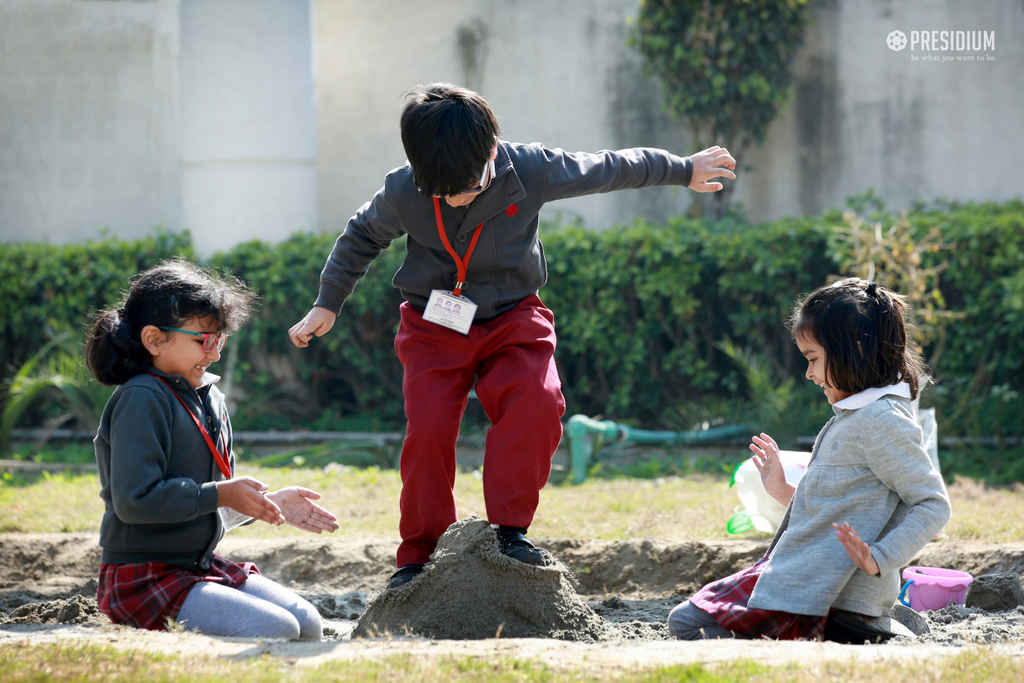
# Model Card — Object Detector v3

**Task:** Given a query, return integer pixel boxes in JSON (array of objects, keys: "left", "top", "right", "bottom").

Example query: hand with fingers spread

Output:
[
  {"left": 688, "top": 146, "right": 737, "bottom": 193},
  {"left": 266, "top": 486, "right": 340, "bottom": 534},
  {"left": 288, "top": 306, "right": 337, "bottom": 348},
  {"left": 216, "top": 476, "right": 285, "bottom": 526},
  {"left": 833, "top": 521, "right": 880, "bottom": 576},
  {"left": 749, "top": 432, "right": 795, "bottom": 507}
]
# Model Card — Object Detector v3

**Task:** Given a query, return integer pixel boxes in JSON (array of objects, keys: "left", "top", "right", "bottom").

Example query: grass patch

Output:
[
  {"left": 939, "top": 477, "right": 1024, "bottom": 541},
  {"left": 3, "top": 441, "right": 96, "bottom": 464},
  {"left": 0, "top": 642, "right": 290, "bottom": 682},
  {"left": 540, "top": 474, "right": 741, "bottom": 541},
  {"left": 1, "top": 642, "right": 1022, "bottom": 682},
  {"left": 1, "top": 463, "right": 1022, "bottom": 543},
  {"left": 0, "top": 470, "right": 100, "bottom": 533}
]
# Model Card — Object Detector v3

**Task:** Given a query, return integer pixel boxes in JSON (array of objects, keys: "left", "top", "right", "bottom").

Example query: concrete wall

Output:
[
  {"left": 739, "top": 0, "right": 1024, "bottom": 219},
  {"left": 179, "top": 0, "right": 317, "bottom": 254},
  {"left": 314, "top": 0, "right": 691, "bottom": 236},
  {"left": 1, "top": 0, "right": 1021, "bottom": 251},
  {"left": 315, "top": 0, "right": 1024, "bottom": 230},
  {"left": 0, "top": 0, "right": 180, "bottom": 243},
  {"left": 0, "top": 0, "right": 318, "bottom": 252}
]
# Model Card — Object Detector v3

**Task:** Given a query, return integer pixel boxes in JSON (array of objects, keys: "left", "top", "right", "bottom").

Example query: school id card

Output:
[
  {"left": 423, "top": 289, "right": 478, "bottom": 335},
  {"left": 219, "top": 506, "right": 254, "bottom": 531}
]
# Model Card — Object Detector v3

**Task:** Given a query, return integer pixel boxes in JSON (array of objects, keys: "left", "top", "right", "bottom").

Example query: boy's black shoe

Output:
[
  {"left": 495, "top": 526, "right": 545, "bottom": 566},
  {"left": 823, "top": 609, "right": 898, "bottom": 644},
  {"left": 386, "top": 564, "right": 423, "bottom": 590}
]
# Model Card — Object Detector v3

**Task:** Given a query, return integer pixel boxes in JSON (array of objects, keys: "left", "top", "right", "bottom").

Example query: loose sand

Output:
[{"left": 1, "top": 529, "right": 1023, "bottom": 669}]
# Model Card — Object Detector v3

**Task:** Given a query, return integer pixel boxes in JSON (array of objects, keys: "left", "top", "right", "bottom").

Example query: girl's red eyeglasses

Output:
[{"left": 160, "top": 326, "right": 229, "bottom": 353}]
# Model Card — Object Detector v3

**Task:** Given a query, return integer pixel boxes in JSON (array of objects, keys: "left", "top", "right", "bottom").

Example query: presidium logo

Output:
[
  {"left": 887, "top": 29, "right": 996, "bottom": 62},
  {"left": 887, "top": 30, "right": 908, "bottom": 51},
  {"left": 887, "top": 29, "right": 996, "bottom": 52}
]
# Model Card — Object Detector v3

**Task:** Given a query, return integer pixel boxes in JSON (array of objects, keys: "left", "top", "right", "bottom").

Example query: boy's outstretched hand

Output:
[
  {"left": 265, "top": 487, "right": 340, "bottom": 534},
  {"left": 289, "top": 306, "right": 336, "bottom": 348},
  {"left": 688, "top": 146, "right": 737, "bottom": 193},
  {"left": 750, "top": 432, "right": 794, "bottom": 507},
  {"left": 834, "top": 521, "right": 880, "bottom": 576}
]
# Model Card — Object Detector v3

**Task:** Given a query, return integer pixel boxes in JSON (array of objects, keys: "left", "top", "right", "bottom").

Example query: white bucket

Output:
[{"left": 728, "top": 450, "right": 811, "bottom": 534}]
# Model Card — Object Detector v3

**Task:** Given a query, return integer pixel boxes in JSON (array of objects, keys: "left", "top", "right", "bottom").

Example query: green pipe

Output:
[
  {"left": 566, "top": 414, "right": 622, "bottom": 484},
  {"left": 620, "top": 423, "right": 750, "bottom": 445},
  {"left": 565, "top": 414, "right": 750, "bottom": 484}
]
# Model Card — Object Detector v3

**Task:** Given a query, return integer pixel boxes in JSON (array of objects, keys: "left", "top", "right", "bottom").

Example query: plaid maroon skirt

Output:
[
  {"left": 689, "top": 556, "right": 828, "bottom": 640},
  {"left": 97, "top": 555, "right": 260, "bottom": 631}
]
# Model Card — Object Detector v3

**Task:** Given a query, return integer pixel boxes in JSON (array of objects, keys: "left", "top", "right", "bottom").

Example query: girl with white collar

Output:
[{"left": 669, "top": 278, "right": 951, "bottom": 641}]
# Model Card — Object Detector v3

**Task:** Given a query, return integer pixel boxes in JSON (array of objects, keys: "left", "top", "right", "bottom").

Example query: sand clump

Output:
[
  {"left": 1, "top": 594, "right": 106, "bottom": 626},
  {"left": 965, "top": 573, "right": 1024, "bottom": 612},
  {"left": 354, "top": 517, "right": 614, "bottom": 641},
  {"left": 902, "top": 603, "right": 1024, "bottom": 645}
]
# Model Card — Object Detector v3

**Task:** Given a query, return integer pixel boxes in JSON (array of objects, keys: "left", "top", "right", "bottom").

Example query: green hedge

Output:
[
  {"left": 0, "top": 229, "right": 195, "bottom": 370},
  {"left": 210, "top": 233, "right": 407, "bottom": 431},
  {"left": 2, "top": 200, "right": 1022, "bottom": 444}
]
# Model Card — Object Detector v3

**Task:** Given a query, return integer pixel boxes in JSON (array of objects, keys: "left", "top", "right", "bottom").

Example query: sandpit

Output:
[{"left": 1, "top": 531, "right": 1023, "bottom": 668}]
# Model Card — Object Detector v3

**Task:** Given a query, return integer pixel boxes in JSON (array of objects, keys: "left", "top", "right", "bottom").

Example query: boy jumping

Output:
[{"left": 288, "top": 83, "right": 736, "bottom": 589}]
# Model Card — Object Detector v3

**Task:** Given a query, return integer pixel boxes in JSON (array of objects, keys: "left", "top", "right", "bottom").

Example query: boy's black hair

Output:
[
  {"left": 789, "top": 278, "right": 928, "bottom": 399},
  {"left": 400, "top": 83, "right": 501, "bottom": 198},
  {"left": 85, "top": 259, "right": 256, "bottom": 386}
]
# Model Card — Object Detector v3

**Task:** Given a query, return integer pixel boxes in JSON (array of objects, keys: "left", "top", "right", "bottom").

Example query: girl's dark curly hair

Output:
[{"left": 85, "top": 259, "right": 256, "bottom": 386}]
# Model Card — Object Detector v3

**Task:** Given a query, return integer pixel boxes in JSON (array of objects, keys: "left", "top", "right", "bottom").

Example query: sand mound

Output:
[
  {"left": 0, "top": 594, "right": 106, "bottom": 626},
  {"left": 354, "top": 517, "right": 611, "bottom": 641}
]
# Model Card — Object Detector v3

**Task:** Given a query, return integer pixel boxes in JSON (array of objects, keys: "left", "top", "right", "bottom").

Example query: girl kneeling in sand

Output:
[
  {"left": 669, "top": 278, "right": 950, "bottom": 641},
  {"left": 86, "top": 260, "right": 339, "bottom": 640}
]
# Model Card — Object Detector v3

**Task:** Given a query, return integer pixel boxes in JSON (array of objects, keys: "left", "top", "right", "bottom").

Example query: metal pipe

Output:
[{"left": 565, "top": 414, "right": 750, "bottom": 483}]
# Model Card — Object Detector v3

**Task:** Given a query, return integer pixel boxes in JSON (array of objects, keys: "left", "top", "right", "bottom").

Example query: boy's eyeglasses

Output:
[
  {"left": 160, "top": 327, "right": 229, "bottom": 353},
  {"left": 436, "top": 161, "right": 491, "bottom": 198}
]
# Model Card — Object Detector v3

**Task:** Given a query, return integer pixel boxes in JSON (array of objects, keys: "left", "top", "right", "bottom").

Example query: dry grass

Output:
[
  {"left": 0, "top": 641, "right": 1021, "bottom": 682},
  {"left": 1, "top": 466, "right": 1022, "bottom": 543},
  {"left": 940, "top": 477, "right": 1024, "bottom": 541}
]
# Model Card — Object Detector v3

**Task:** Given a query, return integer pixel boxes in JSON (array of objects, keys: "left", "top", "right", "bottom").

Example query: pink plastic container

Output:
[{"left": 899, "top": 566, "right": 974, "bottom": 612}]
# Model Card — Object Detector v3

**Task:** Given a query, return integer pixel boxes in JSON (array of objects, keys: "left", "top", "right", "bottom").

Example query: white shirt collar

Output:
[
  {"left": 199, "top": 371, "right": 221, "bottom": 387},
  {"left": 833, "top": 382, "right": 912, "bottom": 411}
]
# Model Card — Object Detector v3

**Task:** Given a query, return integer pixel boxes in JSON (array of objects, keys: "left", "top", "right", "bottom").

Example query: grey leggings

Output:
[
  {"left": 176, "top": 574, "right": 322, "bottom": 640},
  {"left": 667, "top": 599, "right": 748, "bottom": 640}
]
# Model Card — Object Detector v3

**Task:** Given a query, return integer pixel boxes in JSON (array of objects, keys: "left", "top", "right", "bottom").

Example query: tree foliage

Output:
[{"left": 629, "top": 0, "right": 811, "bottom": 216}]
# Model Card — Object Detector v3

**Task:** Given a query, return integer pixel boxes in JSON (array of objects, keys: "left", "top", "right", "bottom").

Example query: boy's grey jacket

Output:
[
  {"left": 94, "top": 367, "right": 231, "bottom": 572},
  {"left": 748, "top": 393, "right": 951, "bottom": 617},
  {"left": 315, "top": 141, "right": 693, "bottom": 321}
]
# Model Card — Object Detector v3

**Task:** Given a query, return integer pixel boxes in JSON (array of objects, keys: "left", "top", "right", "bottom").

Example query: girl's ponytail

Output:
[
  {"left": 868, "top": 283, "right": 924, "bottom": 399},
  {"left": 85, "top": 307, "right": 152, "bottom": 386}
]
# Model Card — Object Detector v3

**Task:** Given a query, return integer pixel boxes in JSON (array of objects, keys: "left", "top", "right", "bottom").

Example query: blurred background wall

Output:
[{"left": 1, "top": 0, "right": 1021, "bottom": 254}]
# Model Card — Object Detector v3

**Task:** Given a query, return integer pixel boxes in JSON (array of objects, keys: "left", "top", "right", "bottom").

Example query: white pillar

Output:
[{"left": 179, "top": 0, "right": 317, "bottom": 255}]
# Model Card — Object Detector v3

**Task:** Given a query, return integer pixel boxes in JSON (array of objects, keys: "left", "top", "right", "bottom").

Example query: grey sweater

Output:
[
  {"left": 315, "top": 141, "right": 693, "bottom": 321},
  {"left": 748, "top": 391, "right": 951, "bottom": 617},
  {"left": 94, "top": 368, "right": 230, "bottom": 572}
]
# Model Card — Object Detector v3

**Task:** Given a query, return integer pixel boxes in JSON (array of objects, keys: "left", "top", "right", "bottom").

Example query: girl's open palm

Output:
[
  {"left": 750, "top": 433, "right": 794, "bottom": 507},
  {"left": 266, "top": 487, "right": 340, "bottom": 534},
  {"left": 834, "top": 522, "right": 880, "bottom": 575}
]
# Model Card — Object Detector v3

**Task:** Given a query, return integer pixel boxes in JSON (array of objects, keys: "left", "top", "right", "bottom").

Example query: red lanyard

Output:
[
  {"left": 433, "top": 197, "right": 484, "bottom": 297},
  {"left": 149, "top": 373, "right": 232, "bottom": 479}
]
